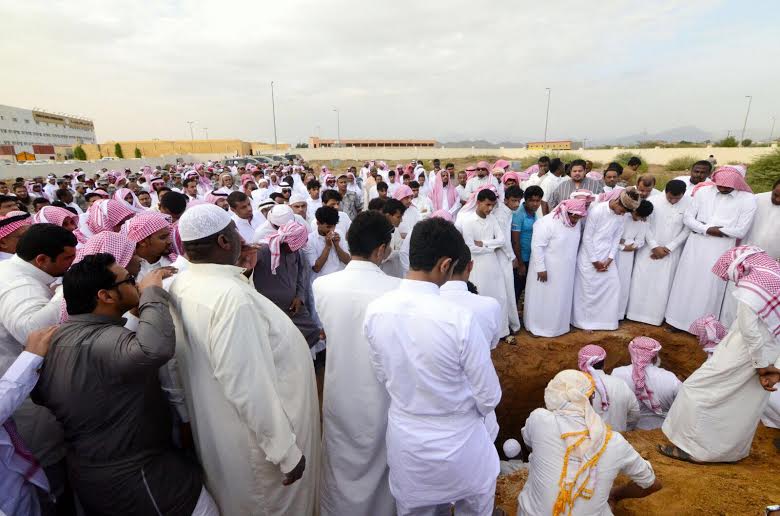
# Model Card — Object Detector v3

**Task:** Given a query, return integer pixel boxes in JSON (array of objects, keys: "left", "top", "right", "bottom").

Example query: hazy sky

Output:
[{"left": 2, "top": 0, "right": 779, "bottom": 144}]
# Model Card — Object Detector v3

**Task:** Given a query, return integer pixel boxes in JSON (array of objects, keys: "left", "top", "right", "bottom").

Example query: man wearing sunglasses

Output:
[{"left": 464, "top": 160, "right": 500, "bottom": 201}]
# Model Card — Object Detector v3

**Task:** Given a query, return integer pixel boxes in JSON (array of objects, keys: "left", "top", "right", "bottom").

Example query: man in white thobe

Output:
[
  {"left": 492, "top": 185, "right": 523, "bottom": 335},
  {"left": 719, "top": 178, "right": 780, "bottom": 327},
  {"left": 674, "top": 160, "right": 713, "bottom": 197},
  {"left": 314, "top": 211, "right": 400, "bottom": 516},
  {"left": 168, "top": 204, "right": 319, "bottom": 516},
  {"left": 577, "top": 345, "right": 640, "bottom": 432},
  {"left": 665, "top": 167, "right": 757, "bottom": 332},
  {"left": 463, "top": 161, "right": 500, "bottom": 200},
  {"left": 571, "top": 188, "right": 639, "bottom": 331},
  {"left": 364, "top": 218, "right": 501, "bottom": 516},
  {"left": 523, "top": 199, "right": 587, "bottom": 337},
  {"left": 626, "top": 180, "right": 690, "bottom": 325},
  {"left": 518, "top": 370, "right": 660, "bottom": 515},
  {"left": 612, "top": 337, "right": 681, "bottom": 430},
  {"left": 662, "top": 246, "right": 780, "bottom": 463},
  {"left": 460, "top": 188, "right": 510, "bottom": 337}
]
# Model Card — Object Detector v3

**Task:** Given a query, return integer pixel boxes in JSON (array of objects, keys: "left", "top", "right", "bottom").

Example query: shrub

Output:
[
  {"left": 114, "top": 143, "right": 124, "bottom": 159},
  {"left": 73, "top": 145, "right": 87, "bottom": 160},
  {"left": 747, "top": 148, "right": 780, "bottom": 193},
  {"left": 716, "top": 136, "right": 738, "bottom": 147},
  {"left": 666, "top": 155, "right": 699, "bottom": 171},
  {"left": 134, "top": 147, "right": 142, "bottom": 158},
  {"left": 613, "top": 152, "right": 649, "bottom": 173},
  {"left": 741, "top": 138, "right": 752, "bottom": 147}
]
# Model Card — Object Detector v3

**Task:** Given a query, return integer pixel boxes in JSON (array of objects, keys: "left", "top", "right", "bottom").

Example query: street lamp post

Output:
[
  {"left": 739, "top": 95, "right": 752, "bottom": 145},
  {"left": 770, "top": 116, "right": 776, "bottom": 143},
  {"left": 186, "top": 121, "right": 195, "bottom": 142},
  {"left": 333, "top": 108, "right": 341, "bottom": 147},
  {"left": 543, "top": 88, "right": 551, "bottom": 143},
  {"left": 271, "top": 81, "right": 278, "bottom": 151},
  {"left": 204, "top": 127, "right": 209, "bottom": 140}
]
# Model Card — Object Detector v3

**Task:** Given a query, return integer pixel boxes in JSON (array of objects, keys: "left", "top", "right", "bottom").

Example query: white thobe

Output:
[
  {"left": 615, "top": 217, "right": 648, "bottom": 319},
  {"left": 314, "top": 261, "right": 400, "bottom": 516},
  {"left": 665, "top": 186, "right": 757, "bottom": 331},
  {"left": 456, "top": 184, "right": 468, "bottom": 203},
  {"left": 719, "top": 191, "right": 780, "bottom": 327},
  {"left": 231, "top": 212, "right": 263, "bottom": 244},
  {"left": 626, "top": 195, "right": 691, "bottom": 325},
  {"left": 363, "top": 280, "right": 501, "bottom": 512},
  {"left": 0, "top": 256, "right": 65, "bottom": 469},
  {"left": 398, "top": 205, "right": 420, "bottom": 237},
  {"left": 381, "top": 228, "right": 405, "bottom": 279},
  {"left": 571, "top": 202, "right": 626, "bottom": 331},
  {"left": 673, "top": 175, "right": 705, "bottom": 197},
  {"left": 428, "top": 188, "right": 462, "bottom": 218},
  {"left": 612, "top": 364, "right": 681, "bottom": 430},
  {"left": 441, "top": 280, "right": 502, "bottom": 441},
  {"left": 762, "top": 391, "right": 780, "bottom": 429},
  {"left": 411, "top": 196, "right": 432, "bottom": 219},
  {"left": 493, "top": 203, "right": 521, "bottom": 332},
  {"left": 136, "top": 255, "right": 173, "bottom": 283},
  {"left": 591, "top": 369, "right": 641, "bottom": 432},
  {"left": 461, "top": 213, "right": 510, "bottom": 337},
  {"left": 523, "top": 214, "right": 582, "bottom": 337},
  {"left": 303, "top": 229, "right": 348, "bottom": 280},
  {"left": 538, "top": 173, "right": 565, "bottom": 202},
  {"left": 168, "top": 263, "right": 320, "bottom": 516},
  {"left": 305, "top": 197, "right": 323, "bottom": 222},
  {"left": 518, "top": 409, "right": 656, "bottom": 516},
  {"left": 663, "top": 302, "right": 779, "bottom": 462}
]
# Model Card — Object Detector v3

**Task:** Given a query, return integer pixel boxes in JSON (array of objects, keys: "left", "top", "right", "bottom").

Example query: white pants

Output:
[
  {"left": 396, "top": 482, "right": 496, "bottom": 516},
  {"left": 191, "top": 487, "right": 220, "bottom": 516}
]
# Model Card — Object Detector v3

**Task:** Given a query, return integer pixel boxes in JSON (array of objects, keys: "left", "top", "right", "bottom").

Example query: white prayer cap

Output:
[
  {"left": 178, "top": 203, "right": 233, "bottom": 242},
  {"left": 503, "top": 438, "right": 521, "bottom": 459},
  {"left": 267, "top": 204, "right": 294, "bottom": 226},
  {"left": 289, "top": 192, "right": 307, "bottom": 204},
  {"left": 279, "top": 181, "right": 292, "bottom": 188},
  {"left": 257, "top": 199, "right": 275, "bottom": 211}
]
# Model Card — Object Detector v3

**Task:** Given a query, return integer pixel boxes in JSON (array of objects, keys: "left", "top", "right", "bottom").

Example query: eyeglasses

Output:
[{"left": 110, "top": 274, "right": 136, "bottom": 289}]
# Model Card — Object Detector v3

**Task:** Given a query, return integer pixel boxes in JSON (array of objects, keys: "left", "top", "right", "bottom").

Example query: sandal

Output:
[{"left": 657, "top": 444, "right": 700, "bottom": 464}]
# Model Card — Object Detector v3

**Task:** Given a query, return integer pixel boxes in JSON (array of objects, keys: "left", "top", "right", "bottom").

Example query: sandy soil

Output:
[{"left": 492, "top": 321, "right": 780, "bottom": 515}]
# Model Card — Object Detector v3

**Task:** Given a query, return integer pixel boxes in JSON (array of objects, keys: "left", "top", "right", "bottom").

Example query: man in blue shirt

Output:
[{"left": 511, "top": 185, "right": 544, "bottom": 300}]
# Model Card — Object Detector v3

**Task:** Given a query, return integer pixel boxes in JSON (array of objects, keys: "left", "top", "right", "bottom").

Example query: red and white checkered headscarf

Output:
[
  {"left": 693, "top": 166, "right": 753, "bottom": 196},
  {"left": 553, "top": 198, "right": 588, "bottom": 227},
  {"left": 689, "top": 314, "right": 727, "bottom": 354},
  {"left": 393, "top": 184, "right": 414, "bottom": 201},
  {"left": 32, "top": 206, "right": 77, "bottom": 228},
  {"left": 460, "top": 184, "right": 498, "bottom": 216},
  {"left": 267, "top": 221, "right": 308, "bottom": 275},
  {"left": 712, "top": 245, "right": 780, "bottom": 342},
  {"left": 577, "top": 344, "right": 610, "bottom": 411},
  {"left": 628, "top": 336, "right": 663, "bottom": 414},
  {"left": 0, "top": 211, "right": 32, "bottom": 239},
  {"left": 113, "top": 188, "right": 145, "bottom": 213},
  {"left": 121, "top": 212, "right": 170, "bottom": 244},
  {"left": 85, "top": 199, "right": 137, "bottom": 235},
  {"left": 429, "top": 169, "right": 459, "bottom": 211}
]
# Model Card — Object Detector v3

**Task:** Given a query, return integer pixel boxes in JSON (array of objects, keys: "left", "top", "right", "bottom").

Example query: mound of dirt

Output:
[{"left": 492, "top": 321, "right": 780, "bottom": 515}]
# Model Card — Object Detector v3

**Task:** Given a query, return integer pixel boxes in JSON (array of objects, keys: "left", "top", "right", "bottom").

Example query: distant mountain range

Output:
[{"left": 439, "top": 126, "right": 721, "bottom": 148}]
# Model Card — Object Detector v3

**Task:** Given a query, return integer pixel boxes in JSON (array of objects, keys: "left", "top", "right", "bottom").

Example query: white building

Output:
[{"left": 0, "top": 104, "right": 96, "bottom": 161}]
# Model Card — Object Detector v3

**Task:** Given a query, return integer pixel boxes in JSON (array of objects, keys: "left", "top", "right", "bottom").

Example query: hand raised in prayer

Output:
[
  {"left": 706, "top": 226, "right": 725, "bottom": 237},
  {"left": 282, "top": 455, "right": 306, "bottom": 486},
  {"left": 331, "top": 231, "right": 341, "bottom": 244},
  {"left": 237, "top": 243, "right": 260, "bottom": 271},
  {"left": 537, "top": 271, "right": 548, "bottom": 282},
  {"left": 474, "top": 240, "right": 484, "bottom": 247},
  {"left": 25, "top": 326, "right": 58, "bottom": 358},
  {"left": 138, "top": 267, "right": 177, "bottom": 292},
  {"left": 289, "top": 297, "right": 303, "bottom": 315}
]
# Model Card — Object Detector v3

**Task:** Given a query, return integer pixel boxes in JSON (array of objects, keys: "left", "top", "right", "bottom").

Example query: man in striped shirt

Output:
[{"left": 547, "top": 159, "right": 604, "bottom": 209}]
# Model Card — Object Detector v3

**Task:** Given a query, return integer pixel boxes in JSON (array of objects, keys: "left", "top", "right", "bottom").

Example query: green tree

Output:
[
  {"left": 73, "top": 145, "right": 87, "bottom": 160},
  {"left": 741, "top": 138, "right": 752, "bottom": 147},
  {"left": 716, "top": 136, "right": 738, "bottom": 147},
  {"left": 134, "top": 147, "right": 142, "bottom": 158},
  {"left": 114, "top": 143, "right": 124, "bottom": 159},
  {"left": 295, "top": 142, "right": 309, "bottom": 148}
]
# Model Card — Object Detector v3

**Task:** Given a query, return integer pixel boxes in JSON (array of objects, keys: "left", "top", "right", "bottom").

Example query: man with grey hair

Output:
[{"left": 167, "top": 203, "right": 320, "bottom": 515}]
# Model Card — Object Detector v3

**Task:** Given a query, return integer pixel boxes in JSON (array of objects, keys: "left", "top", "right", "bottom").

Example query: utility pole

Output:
[
  {"left": 333, "top": 108, "right": 341, "bottom": 147},
  {"left": 582, "top": 137, "right": 588, "bottom": 149},
  {"left": 769, "top": 116, "right": 776, "bottom": 142},
  {"left": 740, "top": 95, "right": 752, "bottom": 144},
  {"left": 543, "top": 88, "right": 551, "bottom": 143},
  {"left": 203, "top": 127, "right": 209, "bottom": 140},
  {"left": 186, "top": 121, "right": 195, "bottom": 146},
  {"left": 271, "top": 81, "right": 278, "bottom": 151}
]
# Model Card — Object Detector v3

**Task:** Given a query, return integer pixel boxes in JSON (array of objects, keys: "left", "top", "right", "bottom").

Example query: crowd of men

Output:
[{"left": 0, "top": 154, "right": 778, "bottom": 516}]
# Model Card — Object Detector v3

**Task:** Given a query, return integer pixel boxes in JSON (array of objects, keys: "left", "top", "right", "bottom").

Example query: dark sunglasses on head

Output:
[{"left": 110, "top": 274, "right": 136, "bottom": 289}]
